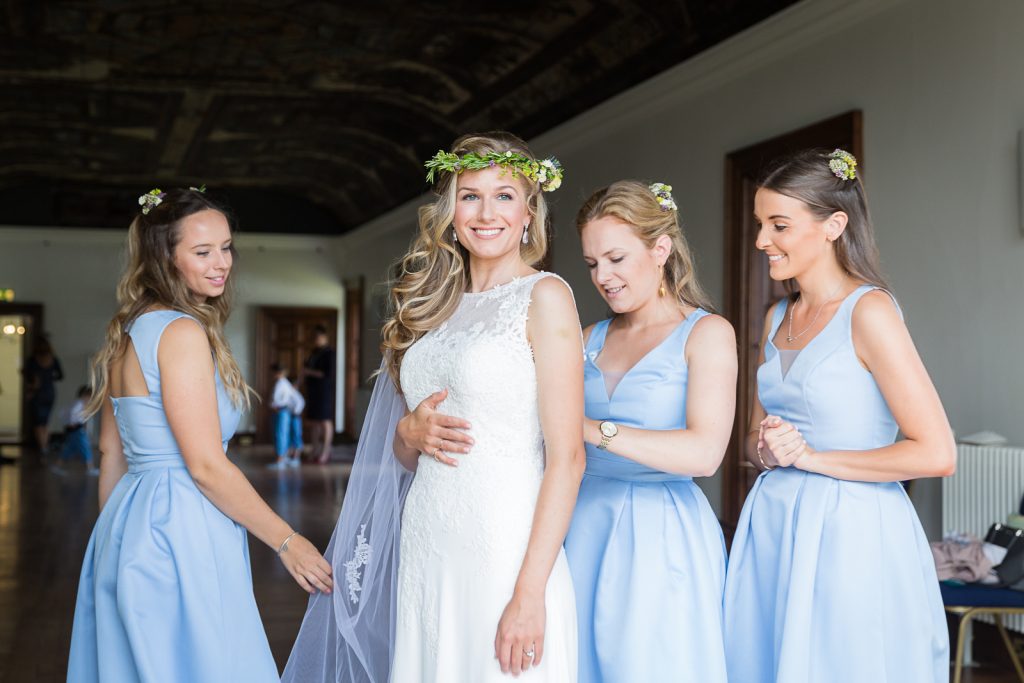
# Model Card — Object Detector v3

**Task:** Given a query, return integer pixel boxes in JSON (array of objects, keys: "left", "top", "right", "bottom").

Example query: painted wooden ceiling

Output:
[{"left": 0, "top": 0, "right": 798, "bottom": 233}]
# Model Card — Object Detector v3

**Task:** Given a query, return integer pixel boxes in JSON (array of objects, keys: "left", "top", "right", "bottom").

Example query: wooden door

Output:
[
  {"left": 721, "top": 111, "right": 863, "bottom": 532},
  {"left": 254, "top": 307, "right": 338, "bottom": 444},
  {"left": 342, "top": 278, "right": 363, "bottom": 440}
]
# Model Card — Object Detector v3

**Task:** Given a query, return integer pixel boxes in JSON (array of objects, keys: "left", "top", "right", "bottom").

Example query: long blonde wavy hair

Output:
[
  {"left": 86, "top": 188, "right": 253, "bottom": 416},
  {"left": 381, "top": 132, "right": 551, "bottom": 386},
  {"left": 576, "top": 180, "right": 714, "bottom": 313}
]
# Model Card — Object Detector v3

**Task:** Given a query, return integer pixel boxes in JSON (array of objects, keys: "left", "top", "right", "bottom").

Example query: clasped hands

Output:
[
  {"left": 396, "top": 388, "right": 474, "bottom": 467},
  {"left": 757, "top": 415, "right": 815, "bottom": 469}
]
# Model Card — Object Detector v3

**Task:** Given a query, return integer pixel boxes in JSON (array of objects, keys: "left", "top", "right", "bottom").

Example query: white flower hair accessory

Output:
[
  {"left": 649, "top": 182, "right": 677, "bottom": 211},
  {"left": 138, "top": 188, "right": 165, "bottom": 215},
  {"left": 828, "top": 149, "right": 857, "bottom": 181}
]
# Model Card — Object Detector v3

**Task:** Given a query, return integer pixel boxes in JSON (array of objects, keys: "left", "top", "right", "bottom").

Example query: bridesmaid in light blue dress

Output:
[
  {"left": 724, "top": 150, "right": 954, "bottom": 682},
  {"left": 68, "top": 188, "right": 333, "bottom": 683},
  {"left": 565, "top": 180, "right": 737, "bottom": 682}
]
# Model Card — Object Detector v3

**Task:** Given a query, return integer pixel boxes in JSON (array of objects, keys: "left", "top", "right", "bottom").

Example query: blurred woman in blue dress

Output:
[
  {"left": 67, "top": 187, "right": 333, "bottom": 683},
  {"left": 723, "top": 149, "right": 954, "bottom": 682},
  {"left": 565, "top": 180, "right": 736, "bottom": 682}
]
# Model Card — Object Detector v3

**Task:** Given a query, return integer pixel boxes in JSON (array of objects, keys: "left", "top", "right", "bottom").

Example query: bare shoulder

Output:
[
  {"left": 687, "top": 313, "right": 736, "bottom": 354},
  {"left": 528, "top": 275, "right": 577, "bottom": 320},
  {"left": 530, "top": 274, "right": 574, "bottom": 306},
  {"left": 851, "top": 289, "right": 904, "bottom": 335},
  {"left": 160, "top": 316, "right": 211, "bottom": 359}
]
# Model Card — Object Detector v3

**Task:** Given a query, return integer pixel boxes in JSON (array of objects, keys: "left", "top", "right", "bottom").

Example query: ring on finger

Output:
[{"left": 524, "top": 647, "right": 535, "bottom": 658}]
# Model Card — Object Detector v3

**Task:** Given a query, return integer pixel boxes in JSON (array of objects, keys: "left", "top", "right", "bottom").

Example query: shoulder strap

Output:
[
  {"left": 586, "top": 319, "right": 612, "bottom": 356},
  {"left": 846, "top": 284, "right": 904, "bottom": 321},
  {"left": 678, "top": 308, "right": 711, "bottom": 353},
  {"left": 767, "top": 297, "right": 790, "bottom": 342},
  {"left": 127, "top": 311, "right": 199, "bottom": 394}
]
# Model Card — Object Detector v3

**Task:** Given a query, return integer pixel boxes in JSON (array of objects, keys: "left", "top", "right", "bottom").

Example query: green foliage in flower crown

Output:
[{"left": 424, "top": 150, "right": 564, "bottom": 192}]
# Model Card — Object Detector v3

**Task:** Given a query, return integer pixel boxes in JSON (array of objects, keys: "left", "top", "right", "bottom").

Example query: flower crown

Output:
[
  {"left": 649, "top": 182, "right": 677, "bottom": 211},
  {"left": 424, "top": 150, "right": 564, "bottom": 192},
  {"left": 137, "top": 185, "right": 207, "bottom": 215},
  {"left": 827, "top": 149, "right": 857, "bottom": 181}
]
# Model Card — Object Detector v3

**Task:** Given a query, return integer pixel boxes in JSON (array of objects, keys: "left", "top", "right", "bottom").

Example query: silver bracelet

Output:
[{"left": 277, "top": 531, "right": 299, "bottom": 555}]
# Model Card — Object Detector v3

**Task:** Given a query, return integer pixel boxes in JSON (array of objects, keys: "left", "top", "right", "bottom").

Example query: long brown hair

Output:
[
  {"left": 380, "top": 131, "right": 551, "bottom": 386},
  {"left": 758, "top": 148, "right": 889, "bottom": 294},
  {"left": 87, "top": 188, "right": 252, "bottom": 415},
  {"left": 576, "top": 180, "right": 714, "bottom": 312}
]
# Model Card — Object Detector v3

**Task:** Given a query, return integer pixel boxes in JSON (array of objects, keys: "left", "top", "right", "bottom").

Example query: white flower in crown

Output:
[
  {"left": 138, "top": 188, "right": 166, "bottom": 215},
  {"left": 649, "top": 182, "right": 677, "bottom": 211}
]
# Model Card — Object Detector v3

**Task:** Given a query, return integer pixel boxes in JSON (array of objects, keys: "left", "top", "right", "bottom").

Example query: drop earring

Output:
[
  {"left": 658, "top": 264, "right": 666, "bottom": 297},
  {"left": 452, "top": 228, "right": 458, "bottom": 243},
  {"left": 522, "top": 225, "right": 529, "bottom": 245}
]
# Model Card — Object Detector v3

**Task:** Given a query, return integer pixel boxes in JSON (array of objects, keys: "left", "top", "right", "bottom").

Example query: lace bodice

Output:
[
  {"left": 400, "top": 271, "right": 560, "bottom": 468},
  {"left": 393, "top": 272, "right": 579, "bottom": 668}
]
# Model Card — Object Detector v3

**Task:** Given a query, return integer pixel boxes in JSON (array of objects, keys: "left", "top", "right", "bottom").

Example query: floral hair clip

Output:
[
  {"left": 649, "top": 182, "right": 677, "bottom": 211},
  {"left": 138, "top": 188, "right": 165, "bottom": 215},
  {"left": 828, "top": 149, "right": 857, "bottom": 181},
  {"left": 189, "top": 184, "right": 207, "bottom": 193},
  {"left": 424, "top": 150, "right": 564, "bottom": 192}
]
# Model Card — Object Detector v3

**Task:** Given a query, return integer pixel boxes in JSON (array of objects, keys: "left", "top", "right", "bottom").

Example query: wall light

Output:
[
  {"left": 16, "top": 326, "right": 25, "bottom": 335},
  {"left": 2, "top": 324, "right": 15, "bottom": 335}
]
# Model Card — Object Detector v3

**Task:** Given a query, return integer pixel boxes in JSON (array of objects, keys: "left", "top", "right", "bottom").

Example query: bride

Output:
[{"left": 284, "top": 131, "right": 584, "bottom": 682}]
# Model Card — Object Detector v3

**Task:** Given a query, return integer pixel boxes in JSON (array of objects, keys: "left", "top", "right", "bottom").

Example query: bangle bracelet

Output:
[
  {"left": 756, "top": 443, "right": 775, "bottom": 471},
  {"left": 277, "top": 531, "right": 299, "bottom": 555}
]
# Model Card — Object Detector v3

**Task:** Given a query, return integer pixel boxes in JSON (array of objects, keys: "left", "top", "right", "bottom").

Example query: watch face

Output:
[{"left": 600, "top": 421, "right": 617, "bottom": 437}]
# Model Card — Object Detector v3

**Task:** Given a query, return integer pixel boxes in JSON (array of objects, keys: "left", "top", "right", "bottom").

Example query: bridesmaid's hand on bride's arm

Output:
[
  {"left": 394, "top": 388, "right": 474, "bottom": 468},
  {"left": 494, "top": 589, "right": 545, "bottom": 676},
  {"left": 277, "top": 532, "right": 334, "bottom": 595},
  {"left": 760, "top": 415, "right": 813, "bottom": 468}
]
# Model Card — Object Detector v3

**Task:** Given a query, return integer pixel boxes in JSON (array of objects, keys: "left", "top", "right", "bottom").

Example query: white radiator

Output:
[{"left": 943, "top": 444, "right": 1024, "bottom": 633}]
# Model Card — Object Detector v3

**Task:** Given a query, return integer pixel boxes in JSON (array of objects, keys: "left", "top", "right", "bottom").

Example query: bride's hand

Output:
[
  {"left": 396, "top": 388, "right": 473, "bottom": 467},
  {"left": 494, "top": 590, "right": 545, "bottom": 675},
  {"left": 277, "top": 533, "right": 333, "bottom": 594}
]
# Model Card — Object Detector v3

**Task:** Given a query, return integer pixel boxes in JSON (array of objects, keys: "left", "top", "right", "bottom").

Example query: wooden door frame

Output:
[
  {"left": 342, "top": 277, "right": 364, "bottom": 441},
  {"left": 0, "top": 302, "right": 44, "bottom": 444},
  {"left": 721, "top": 110, "right": 863, "bottom": 528},
  {"left": 254, "top": 306, "right": 338, "bottom": 444}
]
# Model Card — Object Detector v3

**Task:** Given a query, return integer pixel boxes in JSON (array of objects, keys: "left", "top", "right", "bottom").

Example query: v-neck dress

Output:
[
  {"left": 563, "top": 311, "right": 728, "bottom": 683},
  {"left": 723, "top": 286, "right": 948, "bottom": 683}
]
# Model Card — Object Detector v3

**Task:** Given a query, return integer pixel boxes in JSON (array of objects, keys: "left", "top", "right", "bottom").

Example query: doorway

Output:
[
  {"left": 720, "top": 110, "right": 862, "bottom": 531},
  {"left": 0, "top": 303, "right": 43, "bottom": 446},
  {"left": 254, "top": 307, "right": 338, "bottom": 445},
  {"left": 342, "top": 278, "right": 363, "bottom": 441}
]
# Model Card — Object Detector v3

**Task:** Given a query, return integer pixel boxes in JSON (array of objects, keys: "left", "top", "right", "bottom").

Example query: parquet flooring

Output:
[{"left": 0, "top": 444, "right": 1020, "bottom": 682}]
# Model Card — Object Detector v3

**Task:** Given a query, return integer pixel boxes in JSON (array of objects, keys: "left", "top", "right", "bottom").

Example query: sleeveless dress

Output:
[
  {"left": 564, "top": 311, "right": 728, "bottom": 683},
  {"left": 392, "top": 272, "right": 578, "bottom": 682},
  {"left": 723, "top": 286, "right": 948, "bottom": 683},
  {"left": 67, "top": 311, "right": 278, "bottom": 683}
]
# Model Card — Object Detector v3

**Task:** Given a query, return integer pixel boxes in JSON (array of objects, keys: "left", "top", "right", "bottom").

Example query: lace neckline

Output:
[{"left": 462, "top": 271, "right": 545, "bottom": 297}]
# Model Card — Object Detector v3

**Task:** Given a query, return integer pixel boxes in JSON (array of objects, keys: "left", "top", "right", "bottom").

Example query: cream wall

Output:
[
  {"left": 0, "top": 228, "right": 345, "bottom": 435},
  {"left": 332, "top": 0, "right": 1024, "bottom": 537}
]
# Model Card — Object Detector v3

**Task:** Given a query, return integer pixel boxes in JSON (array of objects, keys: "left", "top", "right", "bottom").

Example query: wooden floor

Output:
[{"left": 1, "top": 443, "right": 1021, "bottom": 682}]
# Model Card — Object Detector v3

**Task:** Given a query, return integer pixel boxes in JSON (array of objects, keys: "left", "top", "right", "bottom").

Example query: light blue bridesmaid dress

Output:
[
  {"left": 723, "top": 286, "right": 948, "bottom": 683},
  {"left": 564, "top": 311, "right": 728, "bottom": 683},
  {"left": 67, "top": 310, "right": 278, "bottom": 683}
]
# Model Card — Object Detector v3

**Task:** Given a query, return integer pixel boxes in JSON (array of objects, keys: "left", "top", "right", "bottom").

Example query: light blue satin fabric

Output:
[
  {"left": 564, "top": 311, "right": 728, "bottom": 683},
  {"left": 723, "top": 286, "right": 948, "bottom": 682},
  {"left": 67, "top": 310, "right": 278, "bottom": 683}
]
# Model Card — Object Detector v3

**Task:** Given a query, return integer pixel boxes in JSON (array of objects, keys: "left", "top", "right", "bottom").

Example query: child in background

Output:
[
  {"left": 56, "top": 385, "right": 98, "bottom": 475},
  {"left": 288, "top": 375, "right": 305, "bottom": 464},
  {"left": 268, "top": 364, "right": 299, "bottom": 469}
]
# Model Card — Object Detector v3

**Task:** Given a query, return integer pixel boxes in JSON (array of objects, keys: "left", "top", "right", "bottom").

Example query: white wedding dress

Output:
[{"left": 390, "top": 271, "right": 578, "bottom": 683}]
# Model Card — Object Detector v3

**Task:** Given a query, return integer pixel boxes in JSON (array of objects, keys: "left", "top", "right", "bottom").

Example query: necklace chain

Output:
[{"left": 786, "top": 279, "right": 846, "bottom": 343}]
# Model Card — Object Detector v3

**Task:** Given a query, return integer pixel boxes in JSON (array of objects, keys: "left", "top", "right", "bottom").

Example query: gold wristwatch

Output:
[{"left": 597, "top": 421, "right": 619, "bottom": 450}]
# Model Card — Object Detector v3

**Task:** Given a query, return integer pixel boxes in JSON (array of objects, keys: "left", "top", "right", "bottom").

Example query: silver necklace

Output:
[{"left": 786, "top": 279, "right": 845, "bottom": 343}]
